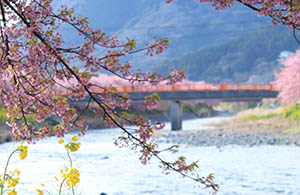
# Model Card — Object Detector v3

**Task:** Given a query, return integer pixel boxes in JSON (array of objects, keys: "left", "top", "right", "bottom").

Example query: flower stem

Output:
[
  {"left": 58, "top": 177, "right": 67, "bottom": 195},
  {"left": 0, "top": 149, "right": 18, "bottom": 195},
  {"left": 72, "top": 186, "right": 75, "bottom": 195},
  {"left": 66, "top": 148, "right": 73, "bottom": 168}
]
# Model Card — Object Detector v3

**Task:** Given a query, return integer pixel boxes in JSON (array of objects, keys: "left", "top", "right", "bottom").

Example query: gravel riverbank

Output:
[
  {"left": 156, "top": 130, "right": 300, "bottom": 147},
  {"left": 156, "top": 112, "right": 300, "bottom": 147}
]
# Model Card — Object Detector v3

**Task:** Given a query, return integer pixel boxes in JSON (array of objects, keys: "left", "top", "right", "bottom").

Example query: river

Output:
[{"left": 0, "top": 116, "right": 299, "bottom": 195}]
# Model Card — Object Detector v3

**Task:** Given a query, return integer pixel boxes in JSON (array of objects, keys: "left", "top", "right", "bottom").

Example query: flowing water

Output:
[{"left": 0, "top": 117, "right": 299, "bottom": 195}]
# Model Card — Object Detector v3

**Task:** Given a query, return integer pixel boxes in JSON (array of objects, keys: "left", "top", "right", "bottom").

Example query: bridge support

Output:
[{"left": 170, "top": 101, "right": 182, "bottom": 131}]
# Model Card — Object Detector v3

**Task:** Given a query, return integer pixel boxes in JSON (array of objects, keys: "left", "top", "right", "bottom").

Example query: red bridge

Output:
[
  {"left": 88, "top": 82, "right": 278, "bottom": 131},
  {"left": 108, "top": 83, "right": 276, "bottom": 93},
  {"left": 89, "top": 83, "right": 278, "bottom": 101}
]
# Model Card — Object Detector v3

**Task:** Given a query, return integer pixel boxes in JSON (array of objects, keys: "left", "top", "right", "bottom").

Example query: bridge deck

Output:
[
  {"left": 88, "top": 83, "right": 278, "bottom": 101},
  {"left": 128, "top": 90, "right": 278, "bottom": 101}
]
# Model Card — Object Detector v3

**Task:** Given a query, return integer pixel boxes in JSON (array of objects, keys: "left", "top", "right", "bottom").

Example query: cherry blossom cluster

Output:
[{"left": 275, "top": 50, "right": 300, "bottom": 104}]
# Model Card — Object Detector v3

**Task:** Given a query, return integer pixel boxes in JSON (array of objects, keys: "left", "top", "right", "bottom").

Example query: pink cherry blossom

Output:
[{"left": 275, "top": 50, "right": 300, "bottom": 104}]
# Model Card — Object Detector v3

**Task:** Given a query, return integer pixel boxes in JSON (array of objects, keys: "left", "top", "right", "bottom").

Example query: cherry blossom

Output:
[{"left": 275, "top": 50, "right": 300, "bottom": 104}]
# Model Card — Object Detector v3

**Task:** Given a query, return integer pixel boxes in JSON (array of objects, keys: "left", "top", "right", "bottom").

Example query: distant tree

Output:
[
  {"left": 0, "top": 0, "right": 218, "bottom": 193},
  {"left": 275, "top": 50, "right": 300, "bottom": 104}
]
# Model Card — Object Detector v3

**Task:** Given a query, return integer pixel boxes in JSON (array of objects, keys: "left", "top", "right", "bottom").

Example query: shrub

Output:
[{"left": 282, "top": 103, "right": 300, "bottom": 120}]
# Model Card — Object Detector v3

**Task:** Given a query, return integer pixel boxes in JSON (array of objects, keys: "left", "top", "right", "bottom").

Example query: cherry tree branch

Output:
[{"left": 1, "top": 1, "right": 218, "bottom": 192}]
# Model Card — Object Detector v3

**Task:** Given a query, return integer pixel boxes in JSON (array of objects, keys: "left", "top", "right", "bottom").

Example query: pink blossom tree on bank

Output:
[{"left": 275, "top": 50, "right": 300, "bottom": 105}]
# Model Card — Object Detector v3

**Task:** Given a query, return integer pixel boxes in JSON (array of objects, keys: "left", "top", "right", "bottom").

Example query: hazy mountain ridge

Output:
[
  {"left": 152, "top": 26, "right": 298, "bottom": 83},
  {"left": 53, "top": 0, "right": 298, "bottom": 82},
  {"left": 115, "top": 1, "right": 272, "bottom": 68},
  {"left": 58, "top": 1, "right": 271, "bottom": 57}
]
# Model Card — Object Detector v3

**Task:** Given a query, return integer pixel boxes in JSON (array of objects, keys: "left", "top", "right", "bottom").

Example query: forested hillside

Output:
[
  {"left": 57, "top": 0, "right": 271, "bottom": 70},
  {"left": 152, "top": 26, "right": 298, "bottom": 82},
  {"left": 56, "top": 0, "right": 298, "bottom": 82}
]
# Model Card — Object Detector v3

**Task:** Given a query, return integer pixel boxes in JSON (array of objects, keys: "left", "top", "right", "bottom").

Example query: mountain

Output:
[
  {"left": 117, "top": 1, "right": 270, "bottom": 53},
  {"left": 53, "top": 0, "right": 298, "bottom": 81},
  {"left": 114, "top": 1, "right": 272, "bottom": 68},
  {"left": 152, "top": 26, "right": 298, "bottom": 82},
  {"left": 55, "top": 0, "right": 271, "bottom": 68}
]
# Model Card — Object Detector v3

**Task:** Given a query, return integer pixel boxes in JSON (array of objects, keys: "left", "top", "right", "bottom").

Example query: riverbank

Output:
[
  {"left": 156, "top": 107, "right": 300, "bottom": 147},
  {"left": 156, "top": 130, "right": 300, "bottom": 147},
  {"left": 0, "top": 111, "right": 219, "bottom": 144}
]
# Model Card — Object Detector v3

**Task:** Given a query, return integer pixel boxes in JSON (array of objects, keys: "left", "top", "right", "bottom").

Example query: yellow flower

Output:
[
  {"left": 8, "top": 189, "right": 17, "bottom": 195},
  {"left": 61, "top": 167, "right": 80, "bottom": 187},
  {"left": 54, "top": 176, "right": 59, "bottom": 181},
  {"left": 17, "top": 144, "right": 28, "bottom": 160},
  {"left": 14, "top": 169, "right": 20, "bottom": 177},
  {"left": 36, "top": 189, "right": 44, "bottom": 195},
  {"left": 7, "top": 177, "right": 19, "bottom": 188},
  {"left": 58, "top": 139, "right": 64, "bottom": 144},
  {"left": 40, "top": 183, "right": 45, "bottom": 187},
  {"left": 65, "top": 142, "right": 81, "bottom": 152},
  {"left": 72, "top": 135, "right": 78, "bottom": 142},
  {"left": 1, "top": 179, "right": 5, "bottom": 185}
]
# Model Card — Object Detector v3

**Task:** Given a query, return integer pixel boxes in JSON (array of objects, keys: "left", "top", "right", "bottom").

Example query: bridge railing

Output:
[
  {"left": 221, "top": 83, "right": 274, "bottom": 90},
  {"left": 107, "top": 83, "right": 276, "bottom": 93}
]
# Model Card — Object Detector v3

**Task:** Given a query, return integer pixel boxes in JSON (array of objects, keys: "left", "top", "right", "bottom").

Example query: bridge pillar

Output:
[{"left": 170, "top": 101, "right": 182, "bottom": 131}]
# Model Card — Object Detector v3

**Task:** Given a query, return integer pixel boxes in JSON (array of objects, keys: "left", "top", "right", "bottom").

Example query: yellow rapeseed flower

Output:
[
  {"left": 58, "top": 139, "right": 64, "bottom": 144},
  {"left": 65, "top": 142, "right": 81, "bottom": 152},
  {"left": 72, "top": 135, "right": 78, "bottom": 142},
  {"left": 8, "top": 189, "right": 17, "bottom": 195},
  {"left": 61, "top": 167, "right": 80, "bottom": 188},
  {"left": 36, "top": 189, "right": 44, "bottom": 195},
  {"left": 1, "top": 179, "right": 5, "bottom": 185},
  {"left": 17, "top": 144, "right": 28, "bottom": 160},
  {"left": 7, "top": 177, "right": 19, "bottom": 188},
  {"left": 14, "top": 169, "right": 20, "bottom": 177}
]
